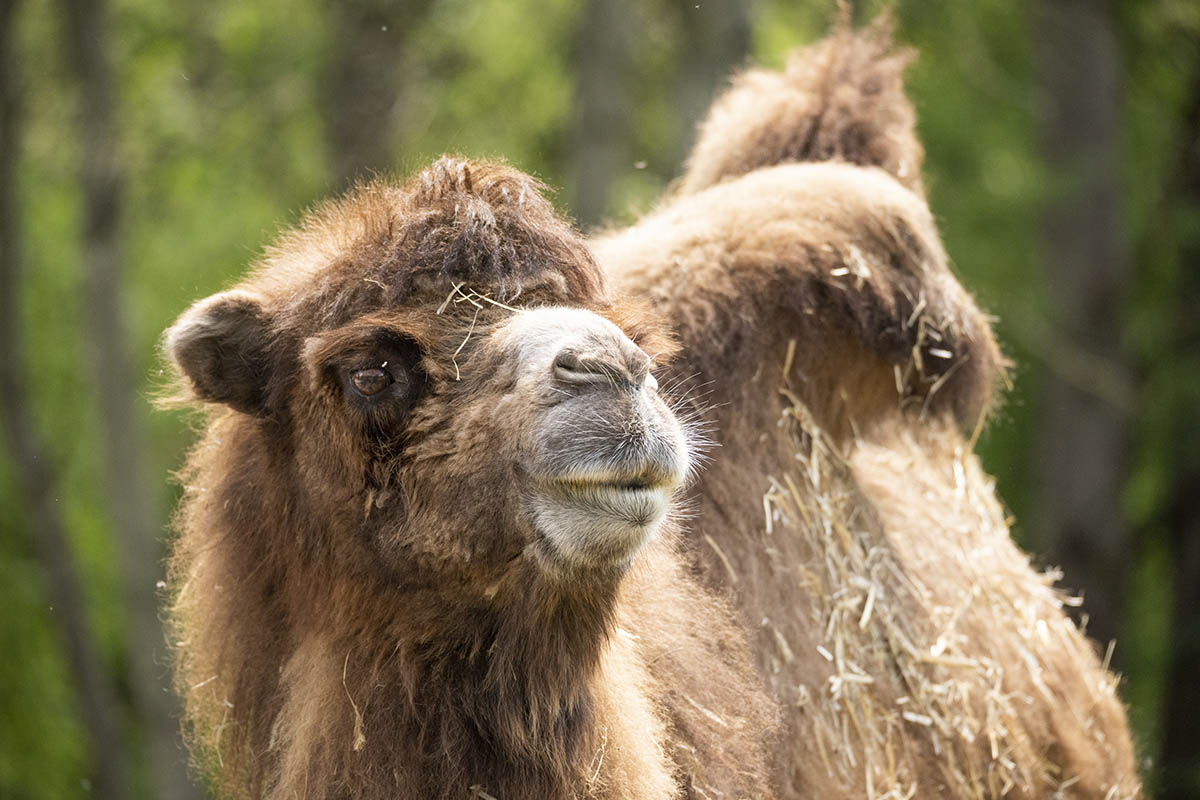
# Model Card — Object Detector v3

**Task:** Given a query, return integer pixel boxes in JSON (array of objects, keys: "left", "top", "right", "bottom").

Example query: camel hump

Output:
[{"left": 677, "top": 18, "right": 924, "bottom": 196}]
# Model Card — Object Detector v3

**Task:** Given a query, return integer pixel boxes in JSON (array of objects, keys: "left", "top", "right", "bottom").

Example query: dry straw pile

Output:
[{"left": 760, "top": 345, "right": 1133, "bottom": 799}]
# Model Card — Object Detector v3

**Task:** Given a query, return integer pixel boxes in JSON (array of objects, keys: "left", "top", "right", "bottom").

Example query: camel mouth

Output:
[
  {"left": 538, "top": 447, "right": 687, "bottom": 492},
  {"left": 523, "top": 361, "right": 691, "bottom": 570},
  {"left": 536, "top": 476, "right": 674, "bottom": 522},
  {"left": 536, "top": 461, "right": 684, "bottom": 511},
  {"left": 528, "top": 465, "right": 681, "bottom": 570},
  {"left": 547, "top": 471, "right": 678, "bottom": 494}
]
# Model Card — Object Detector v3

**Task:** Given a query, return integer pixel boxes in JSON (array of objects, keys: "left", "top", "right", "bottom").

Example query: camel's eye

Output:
[{"left": 350, "top": 368, "right": 392, "bottom": 397}]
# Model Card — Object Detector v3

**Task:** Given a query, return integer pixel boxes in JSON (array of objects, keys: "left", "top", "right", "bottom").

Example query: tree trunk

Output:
[
  {"left": 325, "top": 0, "right": 435, "bottom": 190},
  {"left": 567, "top": 0, "right": 749, "bottom": 228},
  {"left": 568, "top": 0, "right": 636, "bottom": 228},
  {"left": 1033, "top": 0, "right": 1130, "bottom": 656},
  {"left": 668, "top": 0, "right": 751, "bottom": 170},
  {"left": 58, "top": 1, "right": 200, "bottom": 797},
  {"left": 1163, "top": 489, "right": 1200, "bottom": 797},
  {"left": 1159, "top": 72, "right": 1200, "bottom": 800},
  {"left": 0, "top": 2, "right": 131, "bottom": 798}
]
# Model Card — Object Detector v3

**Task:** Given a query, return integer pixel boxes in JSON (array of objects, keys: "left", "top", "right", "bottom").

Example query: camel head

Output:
[{"left": 164, "top": 158, "right": 691, "bottom": 599}]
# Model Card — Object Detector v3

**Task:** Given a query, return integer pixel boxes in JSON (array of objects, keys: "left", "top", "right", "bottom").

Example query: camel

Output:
[{"left": 163, "top": 22, "right": 1140, "bottom": 800}]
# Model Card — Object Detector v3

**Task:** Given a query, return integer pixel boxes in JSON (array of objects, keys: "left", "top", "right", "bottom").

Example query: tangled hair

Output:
[
  {"left": 166, "top": 157, "right": 774, "bottom": 799},
  {"left": 163, "top": 20, "right": 1141, "bottom": 800},
  {"left": 596, "top": 20, "right": 1141, "bottom": 800}
]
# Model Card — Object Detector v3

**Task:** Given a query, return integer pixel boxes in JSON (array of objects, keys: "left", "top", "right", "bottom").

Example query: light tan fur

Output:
[{"left": 593, "top": 20, "right": 1140, "bottom": 800}]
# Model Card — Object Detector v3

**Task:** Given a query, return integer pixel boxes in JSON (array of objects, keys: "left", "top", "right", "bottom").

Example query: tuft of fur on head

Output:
[{"left": 678, "top": 16, "right": 924, "bottom": 196}]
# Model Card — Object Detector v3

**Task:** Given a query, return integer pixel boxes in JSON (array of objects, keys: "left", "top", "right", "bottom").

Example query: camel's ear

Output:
[{"left": 165, "top": 290, "right": 274, "bottom": 415}]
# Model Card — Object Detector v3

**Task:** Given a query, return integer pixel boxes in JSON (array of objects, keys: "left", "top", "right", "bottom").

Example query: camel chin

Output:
[{"left": 530, "top": 481, "right": 674, "bottom": 570}]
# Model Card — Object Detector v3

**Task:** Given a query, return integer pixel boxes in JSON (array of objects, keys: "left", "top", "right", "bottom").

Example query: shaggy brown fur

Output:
[
  {"left": 594, "top": 20, "right": 1141, "bottom": 799},
  {"left": 166, "top": 159, "right": 776, "bottom": 800},
  {"left": 165, "top": 20, "right": 1141, "bottom": 800}
]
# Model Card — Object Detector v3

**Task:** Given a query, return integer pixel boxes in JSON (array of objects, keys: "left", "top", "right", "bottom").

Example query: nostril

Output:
[
  {"left": 554, "top": 351, "right": 583, "bottom": 374},
  {"left": 553, "top": 350, "right": 613, "bottom": 386},
  {"left": 553, "top": 346, "right": 652, "bottom": 390}
]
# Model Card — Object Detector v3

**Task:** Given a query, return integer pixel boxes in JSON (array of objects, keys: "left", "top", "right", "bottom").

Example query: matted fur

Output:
[
  {"left": 165, "top": 21, "right": 1141, "bottom": 800},
  {"left": 677, "top": 20, "right": 924, "bottom": 197},
  {"left": 167, "top": 159, "right": 776, "bottom": 800},
  {"left": 595, "top": 20, "right": 1140, "bottom": 800}
]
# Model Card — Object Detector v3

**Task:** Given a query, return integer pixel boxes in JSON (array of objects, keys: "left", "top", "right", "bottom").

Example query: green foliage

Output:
[
  {"left": 1, "top": 0, "right": 1192, "bottom": 796},
  {"left": 0, "top": 496, "right": 90, "bottom": 799},
  {"left": 407, "top": 0, "right": 580, "bottom": 179}
]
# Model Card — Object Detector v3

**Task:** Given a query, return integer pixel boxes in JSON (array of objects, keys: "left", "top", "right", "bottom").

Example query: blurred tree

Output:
[
  {"left": 58, "top": 0, "right": 198, "bottom": 796},
  {"left": 1033, "top": 0, "right": 1131, "bottom": 653},
  {"left": 0, "top": 1, "right": 130, "bottom": 798},
  {"left": 1112, "top": 9, "right": 1200, "bottom": 793},
  {"left": 326, "top": 0, "right": 436, "bottom": 188},
  {"left": 0, "top": 1, "right": 1194, "bottom": 796},
  {"left": 665, "top": 0, "right": 750, "bottom": 168},
  {"left": 568, "top": 0, "right": 636, "bottom": 227},
  {"left": 569, "top": 0, "right": 750, "bottom": 227},
  {"left": 1153, "top": 59, "right": 1200, "bottom": 800}
]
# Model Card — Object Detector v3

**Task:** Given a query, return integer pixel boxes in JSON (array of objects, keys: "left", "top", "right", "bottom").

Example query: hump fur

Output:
[{"left": 678, "top": 18, "right": 924, "bottom": 196}]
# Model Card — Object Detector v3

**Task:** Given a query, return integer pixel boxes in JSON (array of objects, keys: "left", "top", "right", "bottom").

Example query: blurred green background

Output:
[{"left": 1, "top": 0, "right": 1198, "bottom": 797}]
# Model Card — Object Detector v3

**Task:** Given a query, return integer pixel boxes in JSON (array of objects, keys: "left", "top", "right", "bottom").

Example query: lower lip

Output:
[{"left": 540, "top": 481, "right": 671, "bottom": 522}]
